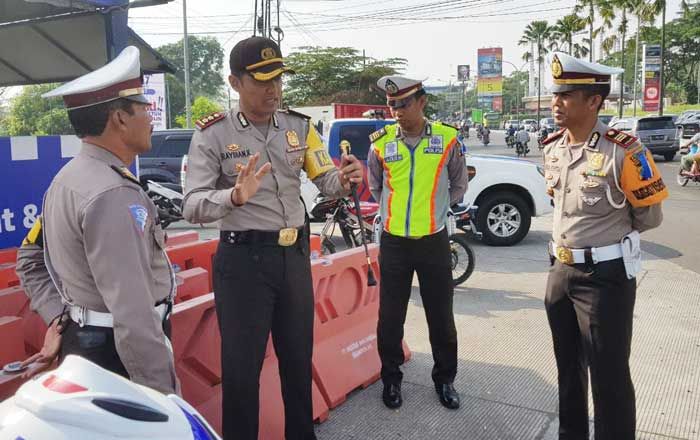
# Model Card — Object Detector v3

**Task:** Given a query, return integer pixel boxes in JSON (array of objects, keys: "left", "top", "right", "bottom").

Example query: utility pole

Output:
[
  {"left": 633, "top": 25, "right": 641, "bottom": 116},
  {"left": 182, "top": 0, "right": 191, "bottom": 128},
  {"left": 659, "top": 1, "right": 666, "bottom": 116},
  {"left": 537, "top": 37, "right": 542, "bottom": 130}
]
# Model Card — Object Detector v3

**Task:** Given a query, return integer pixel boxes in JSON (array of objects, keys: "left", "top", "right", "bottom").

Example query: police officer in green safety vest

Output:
[{"left": 367, "top": 76, "right": 468, "bottom": 410}]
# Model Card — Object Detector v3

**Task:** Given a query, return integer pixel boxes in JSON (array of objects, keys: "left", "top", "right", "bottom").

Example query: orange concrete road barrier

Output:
[
  {"left": 166, "top": 230, "right": 199, "bottom": 248},
  {"left": 0, "top": 286, "right": 47, "bottom": 355},
  {"left": 0, "top": 263, "right": 19, "bottom": 289},
  {"left": 0, "top": 316, "right": 25, "bottom": 368},
  {"left": 174, "top": 268, "right": 210, "bottom": 304},
  {"left": 0, "top": 248, "right": 17, "bottom": 264},
  {"left": 166, "top": 240, "right": 218, "bottom": 291},
  {"left": 171, "top": 293, "right": 329, "bottom": 439},
  {"left": 309, "top": 234, "right": 321, "bottom": 255},
  {"left": 310, "top": 245, "right": 411, "bottom": 408}
]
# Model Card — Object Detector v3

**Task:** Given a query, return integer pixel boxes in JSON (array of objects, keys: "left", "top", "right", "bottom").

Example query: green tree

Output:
[
  {"left": 502, "top": 71, "right": 529, "bottom": 116},
  {"left": 519, "top": 21, "right": 554, "bottom": 127},
  {"left": 158, "top": 36, "right": 225, "bottom": 127},
  {"left": 552, "top": 14, "right": 589, "bottom": 58},
  {"left": 4, "top": 84, "right": 72, "bottom": 135},
  {"left": 283, "top": 47, "right": 406, "bottom": 106},
  {"left": 175, "top": 96, "right": 223, "bottom": 127}
]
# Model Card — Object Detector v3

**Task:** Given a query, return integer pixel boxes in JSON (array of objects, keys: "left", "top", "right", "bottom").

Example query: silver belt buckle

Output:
[{"left": 278, "top": 228, "right": 298, "bottom": 246}]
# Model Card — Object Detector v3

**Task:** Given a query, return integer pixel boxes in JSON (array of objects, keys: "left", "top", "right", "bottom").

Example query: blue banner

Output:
[{"left": 0, "top": 136, "right": 136, "bottom": 249}]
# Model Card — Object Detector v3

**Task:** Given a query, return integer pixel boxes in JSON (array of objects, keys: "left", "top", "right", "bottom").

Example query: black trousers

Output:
[
  {"left": 59, "top": 319, "right": 171, "bottom": 381},
  {"left": 213, "top": 239, "right": 316, "bottom": 440},
  {"left": 377, "top": 228, "right": 458, "bottom": 385},
  {"left": 545, "top": 258, "right": 636, "bottom": 440}
]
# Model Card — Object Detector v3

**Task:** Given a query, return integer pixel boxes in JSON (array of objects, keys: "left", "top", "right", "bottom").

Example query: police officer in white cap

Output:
[
  {"left": 542, "top": 52, "right": 667, "bottom": 439},
  {"left": 15, "top": 46, "right": 177, "bottom": 394},
  {"left": 367, "top": 76, "right": 468, "bottom": 410}
]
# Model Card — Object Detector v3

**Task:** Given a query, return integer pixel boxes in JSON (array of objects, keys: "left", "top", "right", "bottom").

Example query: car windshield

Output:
[{"left": 637, "top": 118, "right": 675, "bottom": 130}]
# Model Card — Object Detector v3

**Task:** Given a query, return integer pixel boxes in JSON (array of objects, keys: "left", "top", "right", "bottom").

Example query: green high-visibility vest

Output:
[{"left": 372, "top": 122, "right": 458, "bottom": 237}]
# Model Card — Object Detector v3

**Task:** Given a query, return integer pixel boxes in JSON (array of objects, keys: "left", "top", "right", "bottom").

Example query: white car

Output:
[
  {"left": 302, "top": 151, "right": 551, "bottom": 247},
  {"left": 461, "top": 153, "right": 551, "bottom": 245}
]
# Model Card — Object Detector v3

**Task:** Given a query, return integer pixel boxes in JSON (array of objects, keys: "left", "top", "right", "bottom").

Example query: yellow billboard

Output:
[{"left": 477, "top": 77, "right": 502, "bottom": 96}]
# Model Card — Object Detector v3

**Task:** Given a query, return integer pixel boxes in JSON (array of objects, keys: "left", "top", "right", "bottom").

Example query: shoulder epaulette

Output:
[
  {"left": 369, "top": 127, "right": 387, "bottom": 143},
  {"left": 195, "top": 112, "right": 226, "bottom": 130},
  {"left": 281, "top": 108, "right": 311, "bottom": 121},
  {"left": 604, "top": 128, "right": 638, "bottom": 148},
  {"left": 110, "top": 165, "right": 141, "bottom": 187},
  {"left": 541, "top": 128, "right": 566, "bottom": 146}
]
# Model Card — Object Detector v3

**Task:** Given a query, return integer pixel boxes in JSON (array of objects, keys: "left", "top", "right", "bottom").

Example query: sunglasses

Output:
[{"left": 387, "top": 96, "right": 416, "bottom": 109}]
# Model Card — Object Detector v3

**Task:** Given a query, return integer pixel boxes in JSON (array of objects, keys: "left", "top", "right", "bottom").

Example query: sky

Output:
[{"left": 128, "top": 0, "right": 686, "bottom": 90}]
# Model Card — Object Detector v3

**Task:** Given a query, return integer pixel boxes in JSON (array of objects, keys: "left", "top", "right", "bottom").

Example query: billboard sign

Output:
[
  {"left": 457, "top": 65, "right": 470, "bottom": 81},
  {"left": 642, "top": 44, "right": 661, "bottom": 112},
  {"left": 143, "top": 73, "right": 167, "bottom": 131},
  {"left": 477, "top": 48, "right": 503, "bottom": 112}
]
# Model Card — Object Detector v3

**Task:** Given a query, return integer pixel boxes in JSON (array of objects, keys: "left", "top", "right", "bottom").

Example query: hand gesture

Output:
[
  {"left": 230, "top": 153, "right": 272, "bottom": 206},
  {"left": 339, "top": 153, "right": 364, "bottom": 189},
  {"left": 20, "top": 318, "right": 64, "bottom": 379}
]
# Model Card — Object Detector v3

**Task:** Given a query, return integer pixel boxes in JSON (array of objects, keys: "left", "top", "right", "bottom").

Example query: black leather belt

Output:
[{"left": 220, "top": 227, "right": 305, "bottom": 247}]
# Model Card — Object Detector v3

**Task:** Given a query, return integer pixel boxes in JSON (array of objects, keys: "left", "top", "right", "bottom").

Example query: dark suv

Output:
[{"left": 139, "top": 129, "right": 194, "bottom": 192}]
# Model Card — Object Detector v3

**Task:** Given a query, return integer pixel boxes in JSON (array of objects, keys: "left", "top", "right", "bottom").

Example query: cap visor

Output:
[
  {"left": 250, "top": 66, "right": 295, "bottom": 81},
  {"left": 125, "top": 94, "right": 150, "bottom": 104},
  {"left": 551, "top": 83, "right": 586, "bottom": 93}
]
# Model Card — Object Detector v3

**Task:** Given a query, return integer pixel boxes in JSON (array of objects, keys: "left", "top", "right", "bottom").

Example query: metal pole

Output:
[
  {"left": 253, "top": 0, "right": 258, "bottom": 36},
  {"left": 697, "top": 63, "right": 700, "bottom": 105},
  {"left": 183, "top": 0, "right": 192, "bottom": 128},
  {"left": 618, "top": 16, "right": 626, "bottom": 119},
  {"left": 633, "top": 17, "right": 640, "bottom": 116},
  {"left": 659, "top": 1, "right": 666, "bottom": 116},
  {"left": 537, "top": 38, "right": 542, "bottom": 130}
]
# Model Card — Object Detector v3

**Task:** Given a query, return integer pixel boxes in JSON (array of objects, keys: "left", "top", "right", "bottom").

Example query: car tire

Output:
[
  {"left": 664, "top": 152, "right": 675, "bottom": 161},
  {"left": 476, "top": 191, "right": 531, "bottom": 246}
]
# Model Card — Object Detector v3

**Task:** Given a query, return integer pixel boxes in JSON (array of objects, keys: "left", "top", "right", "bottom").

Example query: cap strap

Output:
[{"left": 246, "top": 58, "right": 284, "bottom": 71}]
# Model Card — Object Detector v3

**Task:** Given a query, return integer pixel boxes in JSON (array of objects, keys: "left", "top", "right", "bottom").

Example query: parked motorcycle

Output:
[
  {"left": 146, "top": 180, "right": 183, "bottom": 229},
  {"left": 312, "top": 196, "right": 375, "bottom": 255}
]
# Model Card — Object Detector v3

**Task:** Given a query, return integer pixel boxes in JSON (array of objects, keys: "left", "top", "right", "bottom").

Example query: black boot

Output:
[
  {"left": 382, "top": 383, "right": 402, "bottom": 409},
  {"left": 435, "top": 383, "right": 460, "bottom": 409}
]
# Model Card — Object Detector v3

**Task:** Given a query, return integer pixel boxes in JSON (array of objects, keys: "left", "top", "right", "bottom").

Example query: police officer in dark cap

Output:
[{"left": 182, "top": 36, "right": 363, "bottom": 440}]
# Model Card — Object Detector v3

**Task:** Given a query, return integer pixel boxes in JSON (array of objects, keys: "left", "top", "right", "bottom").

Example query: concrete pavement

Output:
[{"left": 313, "top": 214, "right": 700, "bottom": 440}]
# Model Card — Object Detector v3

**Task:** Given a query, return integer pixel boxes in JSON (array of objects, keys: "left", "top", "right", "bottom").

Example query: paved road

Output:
[{"left": 464, "top": 129, "right": 700, "bottom": 274}]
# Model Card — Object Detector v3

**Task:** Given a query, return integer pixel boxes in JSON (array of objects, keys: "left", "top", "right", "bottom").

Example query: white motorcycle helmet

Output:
[{"left": 0, "top": 355, "right": 220, "bottom": 440}]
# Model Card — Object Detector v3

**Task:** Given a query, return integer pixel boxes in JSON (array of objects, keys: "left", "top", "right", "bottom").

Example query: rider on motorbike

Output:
[
  {"left": 680, "top": 133, "right": 700, "bottom": 175},
  {"left": 506, "top": 125, "right": 516, "bottom": 147},
  {"left": 516, "top": 126, "right": 530, "bottom": 153}
]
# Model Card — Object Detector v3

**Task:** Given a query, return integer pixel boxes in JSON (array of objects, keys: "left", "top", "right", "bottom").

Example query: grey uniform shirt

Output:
[
  {"left": 16, "top": 232, "right": 63, "bottom": 325},
  {"left": 183, "top": 108, "right": 348, "bottom": 229},
  {"left": 544, "top": 121, "right": 663, "bottom": 249},
  {"left": 41, "top": 142, "right": 177, "bottom": 394},
  {"left": 367, "top": 122, "right": 468, "bottom": 206}
]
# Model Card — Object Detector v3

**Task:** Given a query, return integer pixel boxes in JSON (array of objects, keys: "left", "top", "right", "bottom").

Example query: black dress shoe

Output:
[
  {"left": 435, "top": 383, "right": 460, "bottom": 409},
  {"left": 382, "top": 383, "right": 402, "bottom": 409}
]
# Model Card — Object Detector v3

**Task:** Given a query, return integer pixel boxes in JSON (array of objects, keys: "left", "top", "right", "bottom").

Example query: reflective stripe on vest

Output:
[{"left": 374, "top": 123, "right": 457, "bottom": 237}]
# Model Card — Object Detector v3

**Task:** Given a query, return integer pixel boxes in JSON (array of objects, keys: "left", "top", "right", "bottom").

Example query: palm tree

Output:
[
  {"left": 574, "top": 0, "right": 607, "bottom": 61},
  {"left": 552, "top": 14, "right": 587, "bottom": 55},
  {"left": 519, "top": 20, "right": 554, "bottom": 129}
]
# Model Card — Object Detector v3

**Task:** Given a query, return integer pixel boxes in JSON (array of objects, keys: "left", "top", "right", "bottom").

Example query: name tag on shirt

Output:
[
  {"left": 424, "top": 135, "right": 443, "bottom": 154},
  {"left": 384, "top": 142, "right": 403, "bottom": 163}
]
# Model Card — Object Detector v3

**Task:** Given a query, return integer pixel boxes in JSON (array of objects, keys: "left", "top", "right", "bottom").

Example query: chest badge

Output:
[
  {"left": 227, "top": 144, "right": 240, "bottom": 152},
  {"left": 588, "top": 152, "right": 605, "bottom": 170},
  {"left": 424, "top": 135, "right": 444, "bottom": 154},
  {"left": 286, "top": 130, "right": 300, "bottom": 148},
  {"left": 549, "top": 156, "right": 559, "bottom": 163}
]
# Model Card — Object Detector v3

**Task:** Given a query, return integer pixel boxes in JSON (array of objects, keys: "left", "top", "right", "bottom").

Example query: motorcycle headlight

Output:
[{"left": 536, "top": 165, "right": 545, "bottom": 177}]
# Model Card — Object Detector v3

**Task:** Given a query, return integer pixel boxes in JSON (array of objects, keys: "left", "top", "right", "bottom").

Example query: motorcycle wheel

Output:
[
  {"left": 449, "top": 233, "right": 475, "bottom": 286},
  {"left": 677, "top": 166, "right": 690, "bottom": 187}
]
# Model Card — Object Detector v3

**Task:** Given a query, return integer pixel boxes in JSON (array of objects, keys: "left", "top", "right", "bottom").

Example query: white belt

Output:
[
  {"left": 550, "top": 242, "right": 623, "bottom": 265},
  {"left": 69, "top": 303, "right": 170, "bottom": 328}
]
